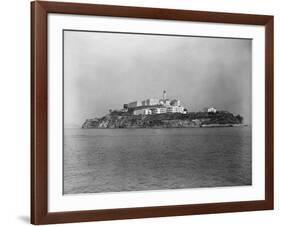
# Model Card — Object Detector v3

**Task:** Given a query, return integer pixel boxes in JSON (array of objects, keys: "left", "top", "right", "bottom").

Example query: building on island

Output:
[
  {"left": 203, "top": 107, "right": 217, "bottom": 113},
  {"left": 133, "top": 108, "right": 152, "bottom": 115},
  {"left": 160, "top": 99, "right": 170, "bottom": 106},
  {"left": 125, "top": 91, "right": 187, "bottom": 115},
  {"left": 167, "top": 106, "right": 184, "bottom": 113},
  {"left": 207, "top": 107, "right": 217, "bottom": 113},
  {"left": 151, "top": 107, "right": 167, "bottom": 114}
]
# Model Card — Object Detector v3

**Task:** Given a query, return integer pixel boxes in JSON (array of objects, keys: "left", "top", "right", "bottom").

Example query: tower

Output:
[{"left": 163, "top": 90, "right": 167, "bottom": 100}]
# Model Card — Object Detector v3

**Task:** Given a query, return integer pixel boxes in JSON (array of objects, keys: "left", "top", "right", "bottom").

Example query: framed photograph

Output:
[{"left": 31, "top": 1, "right": 274, "bottom": 224}]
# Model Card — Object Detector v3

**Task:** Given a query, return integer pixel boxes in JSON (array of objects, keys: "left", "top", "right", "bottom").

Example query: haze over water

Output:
[{"left": 64, "top": 127, "right": 252, "bottom": 194}]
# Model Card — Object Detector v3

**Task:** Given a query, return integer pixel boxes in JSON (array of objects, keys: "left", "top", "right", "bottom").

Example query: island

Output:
[{"left": 82, "top": 90, "right": 244, "bottom": 129}]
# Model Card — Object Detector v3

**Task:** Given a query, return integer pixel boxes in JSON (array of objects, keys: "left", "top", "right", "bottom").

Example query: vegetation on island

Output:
[{"left": 82, "top": 110, "right": 244, "bottom": 129}]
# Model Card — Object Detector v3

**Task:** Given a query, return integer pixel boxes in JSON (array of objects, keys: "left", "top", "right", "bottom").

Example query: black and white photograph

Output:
[{"left": 63, "top": 30, "right": 252, "bottom": 195}]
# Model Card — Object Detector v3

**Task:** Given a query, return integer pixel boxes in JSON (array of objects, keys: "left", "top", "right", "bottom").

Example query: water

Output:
[{"left": 63, "top": 127, "right": 252, "bottom": 194}]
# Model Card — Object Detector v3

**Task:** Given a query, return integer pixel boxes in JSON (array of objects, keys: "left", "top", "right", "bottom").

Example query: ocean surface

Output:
[{"left": 63, "top": 127, "right": 252, "bottom": 194}]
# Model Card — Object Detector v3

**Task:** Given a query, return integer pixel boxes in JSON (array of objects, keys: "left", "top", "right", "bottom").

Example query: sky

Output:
[{"left": 64, "top": 30, "right": 252, "bottom": 127}]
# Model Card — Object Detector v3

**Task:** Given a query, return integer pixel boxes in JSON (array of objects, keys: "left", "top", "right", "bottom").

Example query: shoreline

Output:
[{"left": 80, "top": 124, "right": 247, "bottom": 129}]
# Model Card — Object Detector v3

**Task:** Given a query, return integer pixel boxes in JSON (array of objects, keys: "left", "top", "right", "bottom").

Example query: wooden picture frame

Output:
[{"left": 31, "top": 1, "right": 274, "bottom": 224}]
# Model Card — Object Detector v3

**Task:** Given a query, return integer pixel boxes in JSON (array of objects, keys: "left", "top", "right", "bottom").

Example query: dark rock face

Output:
[{"left": 82, "top": 111, "right": 243, "bottom": 129}]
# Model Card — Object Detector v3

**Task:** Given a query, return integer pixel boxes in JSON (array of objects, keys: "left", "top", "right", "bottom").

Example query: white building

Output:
[
  {"left": 152, "top": 107, "right": 167, "bottom": 114},
  {"left": 133, "top": 108, "right": 152, "bottom": 115},
  {"left": 167, "top": 106, "right": 184, "bottom": 113},
  {"left": 125, "top": 91, "right": 187, "bottom": 115},
  {"left": 207, "top": 107, "right": 217, "bottom": 113},
  {"left": 159, "top": 99, "right": 170, "bottom": 106}
]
